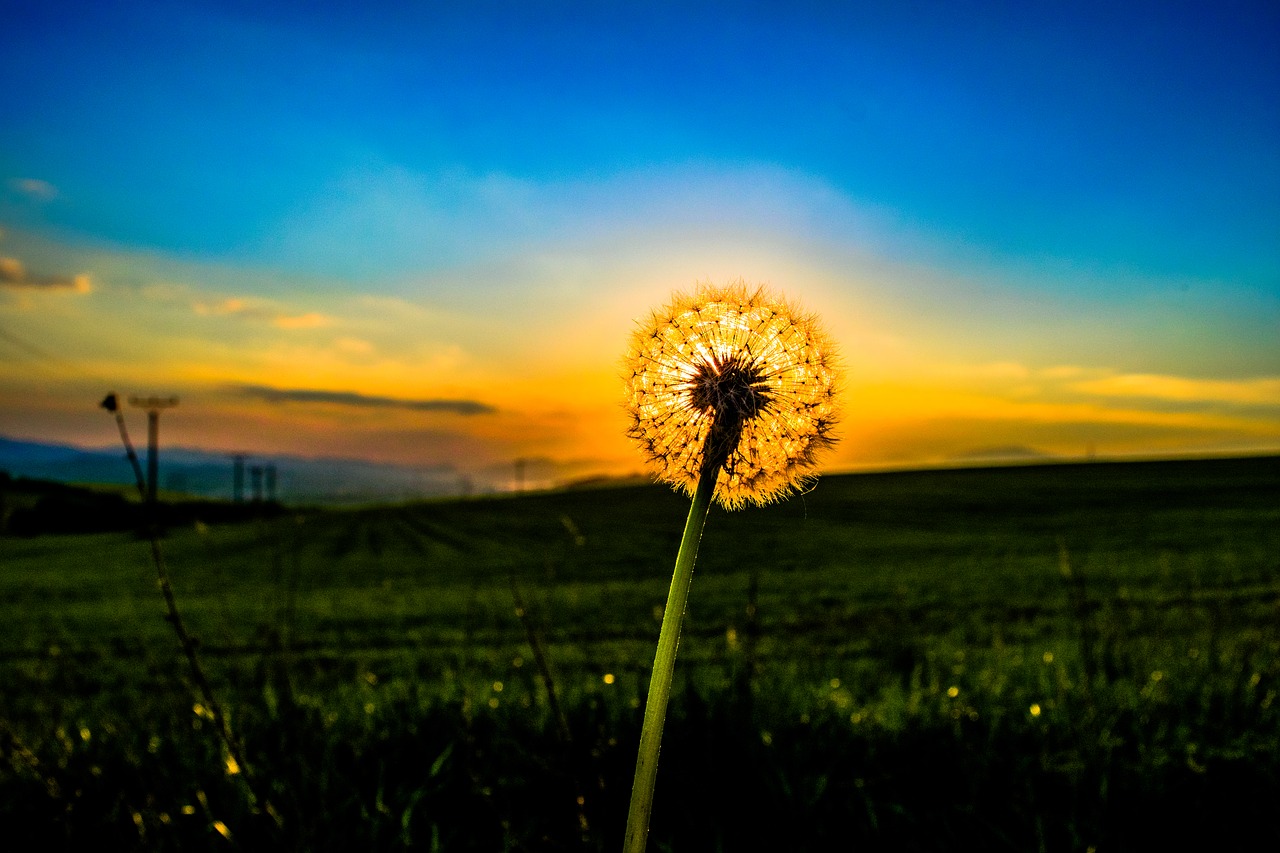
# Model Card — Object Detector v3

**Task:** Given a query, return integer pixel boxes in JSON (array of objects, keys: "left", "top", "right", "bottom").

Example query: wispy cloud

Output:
[
  {"left": 193, "top": 296, "right": 332, "bottom": 329},
  {"left": 193, "top": 296, "right": 269, "bottom": 318},
  {"left": 335, "top": 337, "right": 375, "bottom": 355},
  {"left": 923, "top": 362, "right": 1280, "bottom": 410},
  {"left": 273, "top": 312, "right": 330, "bottom": 330},
  {"left": 231, "top": 383, "right": 496, "bottom": 415},
  {"left": 259, "top": 162, "right": 903, "bottom": 280},
  {"left": 0, "top": 256, "right": 91, "bottom": 292},
  {"left": 7, "top": 178, "right": 58, "bottom": 202},
  {"left": 1070, "top": 373, "right": 1280, "bottom": 406}
]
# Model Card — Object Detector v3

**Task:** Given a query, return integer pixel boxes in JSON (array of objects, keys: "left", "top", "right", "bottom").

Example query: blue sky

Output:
[
  {"left": 2, "top": 0, "right": 1278, "bottom": 482},
  {"left": 6, "top": 0, "right": 1277, "bottom": 278}
]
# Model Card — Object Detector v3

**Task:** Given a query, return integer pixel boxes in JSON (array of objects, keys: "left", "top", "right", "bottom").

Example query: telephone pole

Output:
[
  {"left": 250, "top": 465, "right": 264, "bottom": 502},
  {"left": 232, "top": 454, "right": 246, "bottom": 503},
  {"left": 128, "top": 396, "right": 179, "bottom": 510}
]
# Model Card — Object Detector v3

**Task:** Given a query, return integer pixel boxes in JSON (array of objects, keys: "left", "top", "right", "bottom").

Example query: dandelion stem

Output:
[{"left": 623, "top": 454, "right": 718, "bottom": 853}]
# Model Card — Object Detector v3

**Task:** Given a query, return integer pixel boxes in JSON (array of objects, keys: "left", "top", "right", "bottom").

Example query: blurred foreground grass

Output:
[{"left": 1, "top": 457, "right": 1278, "bottom": 850}]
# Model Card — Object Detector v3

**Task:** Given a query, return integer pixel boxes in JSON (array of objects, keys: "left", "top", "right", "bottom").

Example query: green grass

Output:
[{"left": 1, "top": 457, "right": 1278, "bottom": 850}]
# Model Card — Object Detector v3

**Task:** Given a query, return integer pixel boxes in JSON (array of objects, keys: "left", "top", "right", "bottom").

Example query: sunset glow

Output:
[{"left": 3, "top": 2, "right": 1277, "bottom": 492}]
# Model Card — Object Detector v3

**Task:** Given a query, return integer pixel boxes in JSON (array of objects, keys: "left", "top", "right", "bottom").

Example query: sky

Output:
[{"left": 2, "top": 0, "right": 1278, "bottom": 490}]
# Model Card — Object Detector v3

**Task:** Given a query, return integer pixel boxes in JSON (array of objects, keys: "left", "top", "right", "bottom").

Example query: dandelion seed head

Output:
[{"left": 623, "top": 280, "right": 840, "bottom": 509}]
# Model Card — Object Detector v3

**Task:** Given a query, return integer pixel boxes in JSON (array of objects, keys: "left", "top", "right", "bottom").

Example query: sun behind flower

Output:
[{"left": 623, "top": 281, "right": 840, "bottom": 509}]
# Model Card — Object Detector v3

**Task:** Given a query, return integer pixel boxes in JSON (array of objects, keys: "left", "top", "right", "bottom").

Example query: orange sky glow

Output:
[
  {"left": 3, "top": 5, "right": 1277, "bottom": 494},
  {"left": 2, "top": 221, "right": 1277, "bottom": 493}
]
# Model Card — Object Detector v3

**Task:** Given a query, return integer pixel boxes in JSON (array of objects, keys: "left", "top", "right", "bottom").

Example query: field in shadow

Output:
[{"left": 1, "top": 456, "right": 1277, "bottom": 850}]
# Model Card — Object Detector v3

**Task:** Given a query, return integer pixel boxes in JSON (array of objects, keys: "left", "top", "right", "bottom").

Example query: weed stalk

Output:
[
  {"left": 510, "top": 576, "right": 592, "bottom": 843},
  {"left": 103, "top": 394, "right": 281, "bottom": 828}
]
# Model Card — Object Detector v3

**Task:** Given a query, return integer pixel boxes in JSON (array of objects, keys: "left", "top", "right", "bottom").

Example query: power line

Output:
[{"left": 0, "top": 322, "right": 115, "bottom": 388}]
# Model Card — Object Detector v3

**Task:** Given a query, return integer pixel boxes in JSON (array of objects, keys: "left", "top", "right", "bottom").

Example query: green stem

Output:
[{"left": 623, "top": 460, "right": 719, "bottom": 853}]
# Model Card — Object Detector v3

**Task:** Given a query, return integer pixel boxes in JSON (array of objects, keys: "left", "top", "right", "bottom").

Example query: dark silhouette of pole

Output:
[
  {"left": 128, "top": 396, "right": 178, "bottom": 511},
  {"left": 146, "top": 411, "right": 159, "bottom": 503},
  {"left": 514, "top": 457, "right": 526, "bottom": 492},
  {"left": 232, "top": 454, "right": 246, "bottom": 503}
]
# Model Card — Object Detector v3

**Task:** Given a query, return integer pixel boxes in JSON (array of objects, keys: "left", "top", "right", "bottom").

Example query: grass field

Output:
[{"left": 2, "top": 456, "right": 1278, "bottom": 850}]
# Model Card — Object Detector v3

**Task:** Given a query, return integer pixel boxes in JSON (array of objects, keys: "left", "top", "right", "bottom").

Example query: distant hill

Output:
[
  {"left": 0, "top": 435, "right": 475, "bottom": 504},
  {"left": 0, "top": 473, "right": 283, "bottom": 535}
]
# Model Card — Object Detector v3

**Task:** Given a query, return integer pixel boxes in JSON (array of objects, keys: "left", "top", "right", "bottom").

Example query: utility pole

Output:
[
  {"left": 232, "top": 454, "right": 246, "bottom": 503},
  {"left": 128, "top": 396, "right": 179, "bottom": 511}
]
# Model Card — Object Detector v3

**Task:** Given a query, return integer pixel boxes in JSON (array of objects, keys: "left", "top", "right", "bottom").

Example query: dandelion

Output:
[
  {"left": 622, "top": 281, "right": 840, "bottom": 853},
  {"left": 623, "top": 280, "right": 839, "bottom": 509}
]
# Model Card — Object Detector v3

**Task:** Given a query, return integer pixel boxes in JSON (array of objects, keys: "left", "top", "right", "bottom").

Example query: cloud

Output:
[
  {"left": 8, "top": 178, "right": 58, "bottom": 201},
  {"left": 1069, "top": 373, "right": 1280, "bottom": 406},
  {"left": 193, "top": 297, "right": 265, "bottom": 317},
  {"left": 0, "top": 256, "right": 92, "bottom": 292},
  {"left": 335, "top": 337, "right": 375, "bottom": 355},
  {"left": 193, "top": 297, "right": 332, "bottom": 329},
  {"left": 231, "top": 383, "right": 496, "bottom": 415},
  {"left": 259, "top": 161, "right": 901, "bottom": 280},
  {"left": 273, "top": 312, "right": 331, "bottom": 330}
]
